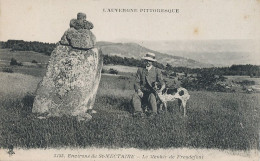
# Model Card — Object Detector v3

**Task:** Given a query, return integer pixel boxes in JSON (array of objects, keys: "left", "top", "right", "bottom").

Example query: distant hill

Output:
[
  {"left": 96, "top": 41, "right": 213, "bottom": 68},
  {"left": 0, "top": 40, "right": 215, "bottom": 68},
  {"left": 133, "top": 39, "right": 260, "bottom": 67}
]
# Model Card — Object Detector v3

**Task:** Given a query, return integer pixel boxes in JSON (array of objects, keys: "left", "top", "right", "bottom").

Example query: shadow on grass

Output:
[{"left": 95, "top": 95, "right": 133, "bottom": 113}]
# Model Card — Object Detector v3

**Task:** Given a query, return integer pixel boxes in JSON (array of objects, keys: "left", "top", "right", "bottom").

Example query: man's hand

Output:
[{"left": 137, "top": 89, "right": 143, "bottom": 98}]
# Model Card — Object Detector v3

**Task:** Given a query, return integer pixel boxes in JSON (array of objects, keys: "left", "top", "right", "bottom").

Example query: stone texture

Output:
[
  {"left": 82, "top": 20, "right": 94, "bottom": 30},
  {"left": 32, "top": 45, "right": 103, "bottom": 120},
  {"left": 70, "top": 19, "right": 94, "bottom": 30},
  {"left": 60, "top": 28, "right": 96, "bottom": 49},
  {"left": 70, "top": 19, "right": 84, "bottom": 30}
]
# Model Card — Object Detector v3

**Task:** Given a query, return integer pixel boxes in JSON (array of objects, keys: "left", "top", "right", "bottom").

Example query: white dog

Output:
[{"left": 152, "top": 82, "right": 190, "bottom": 117}]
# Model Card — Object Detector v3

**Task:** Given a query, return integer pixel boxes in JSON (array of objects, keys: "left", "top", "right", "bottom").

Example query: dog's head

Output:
[{"left": 152, "top": 82, "right": 162, "bottom": 91}]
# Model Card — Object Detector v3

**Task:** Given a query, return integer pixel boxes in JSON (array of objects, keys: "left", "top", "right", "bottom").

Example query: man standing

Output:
[{"left": 131, "top": 52, "right": 165, "bottom": 118}]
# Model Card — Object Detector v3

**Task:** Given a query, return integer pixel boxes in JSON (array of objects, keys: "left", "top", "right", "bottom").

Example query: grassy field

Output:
[
  {"left": 0, "top": 49, "right": 50, "bottom": 64},
  {"left": 102, "top": 65, "right": 138, "bottom": 73},
  {"left": 0, "top": 49, "right": 259, "bottom": 150},
  {"left": 0, "top": 72, "right": 259, "bottom": 150}
]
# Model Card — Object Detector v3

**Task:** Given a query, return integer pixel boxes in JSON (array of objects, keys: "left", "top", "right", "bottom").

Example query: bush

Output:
[
  {"left": 180, "top": 71, "right": 228, "bottom": 92},
  {"left": 10, "top": 58, "right": 23, "bottom": 66},
  {"left": 169, "top": 72, "right": 177, "bottom": 77},
  {"left": 118, "top": 75, "right": 130, "bottom": 80},
  {"left": 10, "top": 58, "right": 18, "bottom": 65},
  {"left": 2, "top": 68, "right": 14, "bottom": 73},
  {"left": 109, "top": 68, "right": 118, "bottom": 75},
  {"left": 31, "top": 60, "right": 38, "bottom": 63}
]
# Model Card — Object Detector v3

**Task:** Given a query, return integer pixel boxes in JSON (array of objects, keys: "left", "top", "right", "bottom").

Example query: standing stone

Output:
[{"left": 32, "top": 13, "right": 102, "bottom": 121}]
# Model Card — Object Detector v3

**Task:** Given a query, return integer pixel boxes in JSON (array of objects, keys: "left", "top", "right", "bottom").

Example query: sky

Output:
[{"left": 1, "top": 0, "right": 260, "bottom": 43}]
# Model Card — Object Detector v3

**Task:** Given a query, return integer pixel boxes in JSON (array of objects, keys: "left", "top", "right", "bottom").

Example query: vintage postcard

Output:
[{"left": 0, "top": 0, "right": 259, "bottom": 161}]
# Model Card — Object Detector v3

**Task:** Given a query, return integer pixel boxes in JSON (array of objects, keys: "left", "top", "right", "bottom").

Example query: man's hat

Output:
[{"left": 142, "top": 52, "right": 157, "bottom": 62}]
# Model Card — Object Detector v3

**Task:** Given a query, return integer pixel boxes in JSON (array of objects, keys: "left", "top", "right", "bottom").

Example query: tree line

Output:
[
  {"left": 3, "top": 40, "right": 56, "bottom": 56},
  {"left": 103, "top": 55, "right": 164, "bottom": 69},
  {"left": 165, "top": 64, "right": 260, "bottom": 77},
  {"left": 1, "top": 40, "right": 260, "bottom": 76}
]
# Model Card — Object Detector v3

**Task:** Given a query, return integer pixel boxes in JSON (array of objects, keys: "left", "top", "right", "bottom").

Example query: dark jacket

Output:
[{"left": 134, "top": 66, "right": 164, "bottom": 92}]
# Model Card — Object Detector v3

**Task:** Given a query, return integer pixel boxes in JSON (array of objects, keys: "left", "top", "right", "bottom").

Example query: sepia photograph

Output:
[{"left": 0, "top": 0, "right": 259, "bottom": 161}]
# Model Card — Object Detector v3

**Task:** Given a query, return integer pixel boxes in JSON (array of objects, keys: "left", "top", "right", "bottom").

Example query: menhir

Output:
[{"left": 32, "top": 12, "right": 103, "bottom": 121}]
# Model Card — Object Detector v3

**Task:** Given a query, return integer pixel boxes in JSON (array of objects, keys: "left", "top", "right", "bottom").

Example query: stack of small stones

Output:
[
  {"left": 60, "top": 12, "right": 96, "bottom": 49},
  {"left": 32, "top": 13, "right": 103, "bottom": 121}
]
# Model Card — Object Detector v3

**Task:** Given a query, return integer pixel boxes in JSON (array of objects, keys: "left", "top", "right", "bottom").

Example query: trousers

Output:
[{"left": 131, "top": 91, "right": 157, "bottom": 113}]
